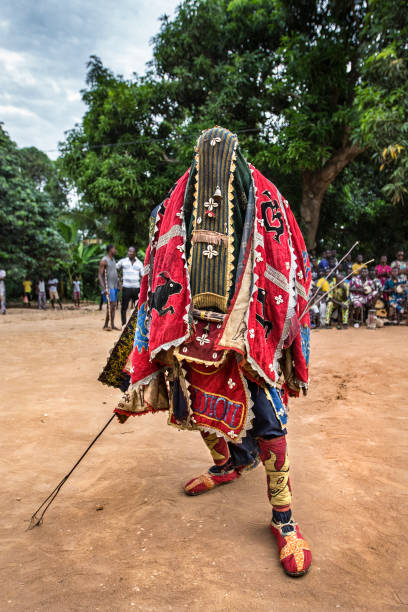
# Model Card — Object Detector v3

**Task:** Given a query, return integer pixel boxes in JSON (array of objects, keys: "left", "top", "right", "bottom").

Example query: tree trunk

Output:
[{"left": 300, "top": 140, "right": 364, "bottom": 249}]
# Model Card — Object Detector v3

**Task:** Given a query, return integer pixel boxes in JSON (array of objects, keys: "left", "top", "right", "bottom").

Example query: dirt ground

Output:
[{"left": 1, "top": 307, "right": 407, "bottom": 611}]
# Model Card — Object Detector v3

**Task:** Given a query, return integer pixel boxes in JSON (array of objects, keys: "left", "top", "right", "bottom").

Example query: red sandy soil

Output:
[{"left": 0, "top": 307, "right": 407, "bottom": 611}]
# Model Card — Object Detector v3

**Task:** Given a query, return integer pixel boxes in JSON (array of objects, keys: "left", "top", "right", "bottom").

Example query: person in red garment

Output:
[{"left": 100, "top": 127, "right": 312, "bottom": 577}]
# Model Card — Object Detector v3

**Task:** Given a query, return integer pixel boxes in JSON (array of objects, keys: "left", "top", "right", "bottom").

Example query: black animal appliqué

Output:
[
  {"left": 261, "top": 190, "right": 284, "bottom": 243},
  {"left": 255, "top": 288, "right": 273, "bottom": 339},
  {"left": 151, "top": 272, "right": 182, "bottom": 316}
]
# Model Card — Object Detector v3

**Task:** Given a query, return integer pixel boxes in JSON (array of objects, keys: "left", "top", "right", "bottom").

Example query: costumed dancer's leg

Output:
[
  {"left": 184, "top": 431, "right": 240, "bottom": 496},
  {"left": 251, "top": 384, "right": 312, "bottom": 577},
  {"left": 228, "top": 432, "right": 260, "bottom": 474}
]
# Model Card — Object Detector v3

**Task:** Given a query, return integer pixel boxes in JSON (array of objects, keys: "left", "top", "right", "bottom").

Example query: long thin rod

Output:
[
  {"left": 303, "top": 241, "right": 359, "bottom": 318},
  {"left": 28, "top": 414, "right": 116, "bottom": 530},
  {"left": 300, "top": 258, "right": 374, "bottom": 321},
  {"left": 104, "top": 268, "right": 111, "bottom": 328}
]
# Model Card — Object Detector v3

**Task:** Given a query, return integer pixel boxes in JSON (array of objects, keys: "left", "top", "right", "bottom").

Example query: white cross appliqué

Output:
[
  {"left": 203, "top": 244, "right": 218, "bottom": 259},
  {"left": 196, "top": 332, "right": 210, "bottom": 346},
  {"left": 275, "top": 294, "right": 284, "bottom": 305},
  {"left": 204, "top": 198, "right": 218, "bottom": 213},
  {"left": 227, "top": 378, "right": 236, "bottom": 389}
]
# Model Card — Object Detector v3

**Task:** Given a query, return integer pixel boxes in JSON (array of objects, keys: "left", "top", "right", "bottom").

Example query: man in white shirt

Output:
[{"left": 116, "top": 246, "right": 143, "bottom": 326}]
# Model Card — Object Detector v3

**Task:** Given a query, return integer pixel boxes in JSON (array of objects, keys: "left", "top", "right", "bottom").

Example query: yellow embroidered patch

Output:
[{"left": 280, "top": 533, "right": 310, "bottom": 572}]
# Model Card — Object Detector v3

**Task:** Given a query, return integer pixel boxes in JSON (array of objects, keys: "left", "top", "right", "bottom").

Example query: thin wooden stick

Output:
[
  {"left": 300, "top": 258, "right": 374, "bottom": 321},
  {"left": 28, "top": 415, "right": 116, "bottom": 530},
  {"left": 104, "top": 268, "right": 111, "bottom": 328},
  {"left": 303, "top": 241, "right": 359, "bottom": 319}
]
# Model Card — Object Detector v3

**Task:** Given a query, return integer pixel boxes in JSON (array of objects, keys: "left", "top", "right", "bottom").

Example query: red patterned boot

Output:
[
  {"left": 184, "top": 431, "right": 240, "bottom": 495},
  {"left": 257, "top": 436, "right": 312, "bottom": 577},
  {"left": 270, "top": 509, "right": 312, "bottom": 577},
  {"left": 184, "top": 460, "right": 240, "bottom": 496}
]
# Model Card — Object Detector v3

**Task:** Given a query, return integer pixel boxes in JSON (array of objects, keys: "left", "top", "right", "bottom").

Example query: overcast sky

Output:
[{"left": 0, "top": 0, "right": 180, "bottom": 158}]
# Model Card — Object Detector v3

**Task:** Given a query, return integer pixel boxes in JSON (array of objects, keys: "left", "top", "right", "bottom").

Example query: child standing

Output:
[
  {"left": 38, "top": 278, "right": 47, "bottom": 310},
  {"left": 73, "top": 276, "right": 81, "bottom": 308}
]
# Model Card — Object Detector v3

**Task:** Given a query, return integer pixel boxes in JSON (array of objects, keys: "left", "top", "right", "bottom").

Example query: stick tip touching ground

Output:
[{"left": 27, "top": 515, "right": 43, "bottom": 530}]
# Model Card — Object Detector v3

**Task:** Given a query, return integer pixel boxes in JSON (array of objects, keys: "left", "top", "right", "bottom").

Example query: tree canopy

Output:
[
  {"left": 0, "top": 125, "right": 67, "bottom": 288},
  {"left": 58, "top": 0, "right": 407, "bottom": 251}
]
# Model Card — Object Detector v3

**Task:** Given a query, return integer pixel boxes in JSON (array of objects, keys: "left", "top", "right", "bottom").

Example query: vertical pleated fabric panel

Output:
[{"left": 189, "top": 127, "right": 238, "bottom": 312}]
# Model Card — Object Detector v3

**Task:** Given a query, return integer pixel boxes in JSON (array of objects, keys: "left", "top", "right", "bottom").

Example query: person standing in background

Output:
[
  {"left": 352, "top": 253, "right": 367, "bottom": 276},
  {"left": 116, "top": 246, "right": 143, "bottom": 328},
  {"left": 73, "top": 275, "right": 81, "bottom": 308},
  {"left": 22, "top": 278, "right": 32, "bottom": 306},
  {"left": 318, "top": 250, "right": 329, "bottom": 273},
  {"left": 98, "top": 244, "right": 119, "bottom": 331},
  {"left": 0, "top": 269, "right": 6, "bottom": 314},
  {"left": 375, "top": 255, "right": 392, "bottom": 286},
  {"left": 391, "top": 250, "right": 407, "bottom": 274},
  {"left": 48, "top": 276, "right": 62, "bottom": 309},
  {"left": 37, "top": 278, "right": 47, "bottom": 310}
]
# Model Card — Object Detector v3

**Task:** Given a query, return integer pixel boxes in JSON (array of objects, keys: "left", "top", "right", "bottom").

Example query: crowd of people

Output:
[
  {"left": 0, "top": 273, "right": 66, "bottom": 314},
  {"left": 21, "top": 276, "right": 64, "bottom": 310},
  {"left": 0, "top": 244, "right": 143, "bottom": 327},
  {"left": 1, "top": 247, "right": 406, "bottom": 331},
  {"left": 309, "top": 249, "right": 408, "bottom": 328},
  {"left": 98, "top": 244, "right": 143, "bottom": 331}
]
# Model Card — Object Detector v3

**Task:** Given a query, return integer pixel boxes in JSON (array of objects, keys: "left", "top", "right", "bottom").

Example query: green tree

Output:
[
  {"left": 59, "top": 56, "right": 185, "bottom": 247},
  {"left": 57, "top": 217, "right": 104, "bottom": 293},
  {"left": 317, "top": 153, "right": 408, "bottom": 257},
  {"left": 151, "top": 0, "right": 408, "bottom": 247},
  {"left": 0, "top": 124, "right": 67, "bottom": 293},
  {"left": 19, "top": 146, "right": 69, "bottom": 209},
  {"left": 60, "top": 0, "right": 408, "bottom": 249}
]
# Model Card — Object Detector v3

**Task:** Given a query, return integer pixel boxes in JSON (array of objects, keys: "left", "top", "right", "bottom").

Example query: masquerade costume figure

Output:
[{"left": 99, "top": 127, "right": 312, "bottom": 577}]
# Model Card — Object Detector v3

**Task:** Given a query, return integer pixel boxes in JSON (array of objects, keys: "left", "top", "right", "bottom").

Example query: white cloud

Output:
[
  {"left": 0, "top": 0, "right": 180, "bottom": 155},
  {"left": 0, "top": 105, "right": 37, "bottom": 119},
  {"left": 67, "top": 90, "right": 81, "bottom": 102},
  {"left": 0, "top": 48, "right": 26, "bottom": 72}
]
